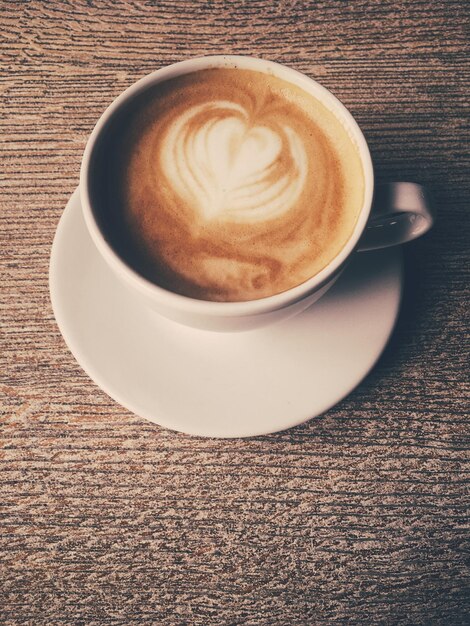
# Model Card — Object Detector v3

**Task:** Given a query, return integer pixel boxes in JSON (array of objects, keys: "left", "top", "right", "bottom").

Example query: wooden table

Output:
[{"left": 2, "top": 2, "right": 469, "bottom": 624}]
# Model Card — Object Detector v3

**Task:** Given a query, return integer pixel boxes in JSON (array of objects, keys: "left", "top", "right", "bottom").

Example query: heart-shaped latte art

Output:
[{"left": 160, "top": 101, "right": 308, "bottom": 222}]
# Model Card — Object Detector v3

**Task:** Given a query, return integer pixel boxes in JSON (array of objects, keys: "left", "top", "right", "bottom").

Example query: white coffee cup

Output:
[{"left": 80, "top": 55, "right": 434, "bottom": 332}]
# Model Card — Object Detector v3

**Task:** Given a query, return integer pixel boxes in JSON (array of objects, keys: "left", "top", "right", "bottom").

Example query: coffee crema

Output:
[{"left": 99, "top": 68, "right": 365, "bottom": 301}]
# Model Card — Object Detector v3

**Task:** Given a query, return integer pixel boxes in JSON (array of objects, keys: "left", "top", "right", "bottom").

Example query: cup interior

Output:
[{"left": 80, "top": 56, "right": 374, "bottom": 316}]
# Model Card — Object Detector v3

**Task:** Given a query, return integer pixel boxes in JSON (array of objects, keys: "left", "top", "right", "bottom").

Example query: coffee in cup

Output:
[{"left": 91, "top": 67, "right": 364, "bottom": 302}]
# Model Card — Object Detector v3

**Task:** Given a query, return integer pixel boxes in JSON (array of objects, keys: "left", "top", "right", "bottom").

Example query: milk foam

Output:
[{"left": 161, "top": 101, "right": 307, "bottom": 223}]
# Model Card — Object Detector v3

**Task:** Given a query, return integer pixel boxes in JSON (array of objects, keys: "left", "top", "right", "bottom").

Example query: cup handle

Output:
[{"left": 357, "top": 182, "right": 435, "bottom": 252}]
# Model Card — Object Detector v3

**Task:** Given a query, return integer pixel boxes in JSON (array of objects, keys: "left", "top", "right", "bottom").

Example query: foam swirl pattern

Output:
[
  {"left": 107, "top": 68, "right": 365, "bottom": 301},
  {"left": 161, "top": 101, "right": 307, "bottom": 223}
]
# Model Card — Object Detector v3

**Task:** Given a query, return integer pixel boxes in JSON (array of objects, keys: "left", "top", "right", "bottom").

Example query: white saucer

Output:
[{"left": 50, "top": 189, "right": 403, "bottom": 438}]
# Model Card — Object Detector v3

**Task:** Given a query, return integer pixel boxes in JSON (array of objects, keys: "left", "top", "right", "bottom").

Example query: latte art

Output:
[
  {"left": 102, "top": 68, "right": 365, "bottom": 301},
  {"left": 161, "top": 101, "right": 307, "bottom": 222}
]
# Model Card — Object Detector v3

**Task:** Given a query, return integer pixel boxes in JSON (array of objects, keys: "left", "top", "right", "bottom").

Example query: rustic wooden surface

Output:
[{"left": 1, "top": 1, "right": 469, "bottom": 624}]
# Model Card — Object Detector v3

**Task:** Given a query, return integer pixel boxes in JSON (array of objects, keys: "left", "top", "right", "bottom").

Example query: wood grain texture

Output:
[{"left": 1, "top": 1, "right": 469, "bottom": 624}]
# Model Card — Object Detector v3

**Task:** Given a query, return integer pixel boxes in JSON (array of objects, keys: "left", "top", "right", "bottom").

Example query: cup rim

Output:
[{"left": 80, "top": 54, "right": 374, "bottom": 317}]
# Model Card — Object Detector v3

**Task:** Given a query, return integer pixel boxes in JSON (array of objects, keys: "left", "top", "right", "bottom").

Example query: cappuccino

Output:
[{"left": 96, "top": 68, "right": 364, "bottom": 301}]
